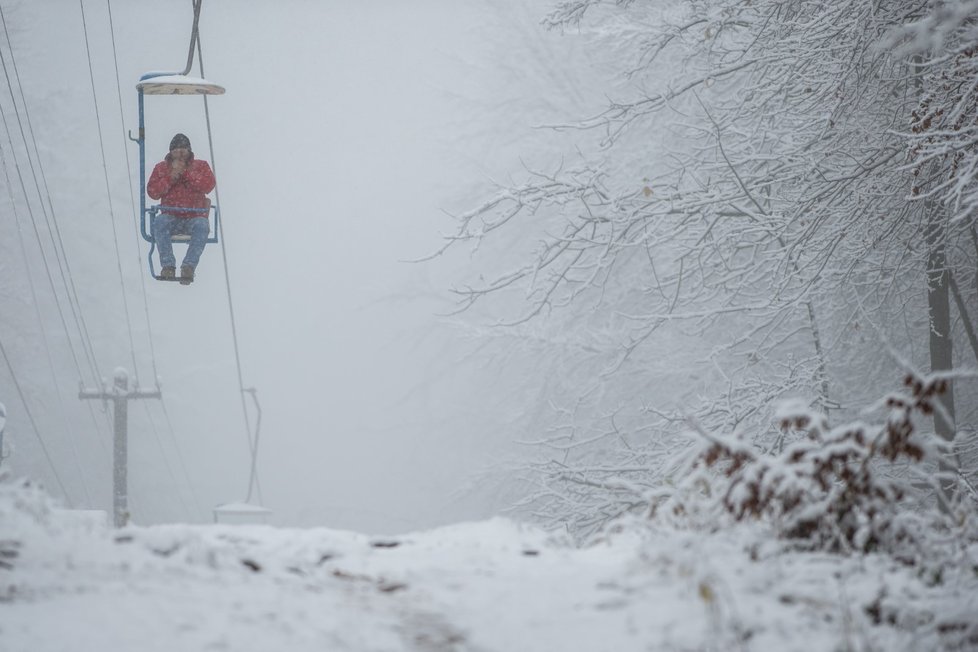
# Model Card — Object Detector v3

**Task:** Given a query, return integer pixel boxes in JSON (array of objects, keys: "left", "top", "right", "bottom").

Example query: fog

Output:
[{"left": 0, "top": 0, "right": 594, "bottom": 532}]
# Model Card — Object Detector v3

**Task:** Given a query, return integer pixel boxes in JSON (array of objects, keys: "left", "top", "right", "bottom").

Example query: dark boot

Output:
[
  {"left": 180, "top": 264, "right": 195, "bottom": 285},
  {"left": 160, "top": 266, "right": 176, "bottom": 280}
]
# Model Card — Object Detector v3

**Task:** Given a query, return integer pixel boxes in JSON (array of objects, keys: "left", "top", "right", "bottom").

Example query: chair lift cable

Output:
[
  {"left": 78, "top": 0, "right": 140, "bottom": 382},
  {"left": 106, "top": 0, "right": 203, "bottom": 520},
  {"left": 195, "top": 28, "right": 264, "bottom": 505},
  {"left": 0, "top": 6, "right": 103, "bottom": 387},
  {"left": 105, "top": 0, "right": 159, "bottom": 384}
]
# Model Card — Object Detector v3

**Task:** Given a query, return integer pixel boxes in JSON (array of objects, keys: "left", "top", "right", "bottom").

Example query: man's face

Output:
[{"left": 170, "top": 147, "right": 190, "bottom": 163}]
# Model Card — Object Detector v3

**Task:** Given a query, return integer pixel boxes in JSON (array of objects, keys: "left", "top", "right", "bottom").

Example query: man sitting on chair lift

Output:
[{"left": 147, "top": 133, "right": 216, "bottom": 284}]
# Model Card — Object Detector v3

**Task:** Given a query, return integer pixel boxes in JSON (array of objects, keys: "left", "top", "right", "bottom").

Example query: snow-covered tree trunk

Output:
[{"left": 925, "top": 204, "right": 957, "bottom": 442}]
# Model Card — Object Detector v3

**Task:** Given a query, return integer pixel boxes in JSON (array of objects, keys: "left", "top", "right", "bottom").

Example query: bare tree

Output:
[{"left": 440, "top": 0, "right": 978, "bottom": 535}]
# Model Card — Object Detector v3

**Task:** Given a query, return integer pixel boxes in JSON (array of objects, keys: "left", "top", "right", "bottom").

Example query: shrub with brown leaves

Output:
[{"left": 690, "top": 373, "right": 963, "bottom": 557}]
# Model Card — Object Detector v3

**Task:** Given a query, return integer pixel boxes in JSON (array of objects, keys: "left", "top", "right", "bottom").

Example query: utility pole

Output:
[{"left": 79, "top": 368, "right": 160, "bottom": 527}]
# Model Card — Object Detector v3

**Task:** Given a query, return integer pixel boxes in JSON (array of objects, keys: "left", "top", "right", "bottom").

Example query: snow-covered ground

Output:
[{"left": 3, "top": 480, "right": 977, "bottom": 652}]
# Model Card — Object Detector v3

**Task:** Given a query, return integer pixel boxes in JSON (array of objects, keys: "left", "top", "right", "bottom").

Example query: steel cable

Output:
[
  {"left": 0, "top": 5, "right": 103, "bottom": 386},
  {"left": 195, "top": 26, "right": 264, "bottom": 505},
  {"left": 78, "top": 0, "right": 141, "bottom": 382}
]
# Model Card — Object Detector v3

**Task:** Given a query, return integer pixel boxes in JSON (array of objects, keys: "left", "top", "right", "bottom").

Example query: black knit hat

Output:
[{"left": 169, "top": 133, "right": 191, "bottom": 151}]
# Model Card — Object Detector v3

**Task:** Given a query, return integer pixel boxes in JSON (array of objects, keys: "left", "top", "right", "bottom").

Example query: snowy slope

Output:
[{"left": 3, "top": 480, "right": 977, "bottom": 652}]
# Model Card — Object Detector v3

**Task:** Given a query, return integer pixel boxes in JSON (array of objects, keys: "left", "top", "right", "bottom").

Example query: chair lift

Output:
[
  {"left": 129, "top": 0, "right": 224, "bottom": 283},
  {"left": 132, "top": 75, "right": 224, "bottom": 283}
]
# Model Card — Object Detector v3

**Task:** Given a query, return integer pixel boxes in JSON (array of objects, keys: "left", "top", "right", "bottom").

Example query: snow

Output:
[
  {"left": 214, "top": 502, "right": 272, "bottom": 514},
  {"left": 3, "top": 481, "right": 976, "bottom": 651},
  {"left": 213, "top": 502, "right": 273, "bottom": 525}
]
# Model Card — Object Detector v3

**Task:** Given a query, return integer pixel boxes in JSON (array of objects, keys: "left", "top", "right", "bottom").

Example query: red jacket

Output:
[{"left": 147, "top": 154, "right": 216, "bottom": 217}]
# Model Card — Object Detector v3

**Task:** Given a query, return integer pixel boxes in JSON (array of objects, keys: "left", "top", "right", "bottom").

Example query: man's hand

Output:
[
  {"left": 169, "top": 159, "right": 187, "bottom": 180},
  {"left": 169, "top": 148, "right": 191, "bottom": 180}
]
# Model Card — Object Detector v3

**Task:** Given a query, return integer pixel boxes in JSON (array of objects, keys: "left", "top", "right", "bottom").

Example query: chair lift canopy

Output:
[{"left": 137, "top": 73, "right": 225, "bottom": 96}]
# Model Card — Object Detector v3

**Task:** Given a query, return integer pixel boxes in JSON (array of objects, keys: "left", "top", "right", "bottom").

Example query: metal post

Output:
[
  {"left": 112, "top": 372, "right": 129, "bottom": 527},
  {"left": 79, "top": 368, "right": 161, "bottom": 527},
  {"left": 137, "top": 88, "right": 147, "bottom": 240},
  {"left": 0, "top": 401, "right": 6, "bottom": 468}
]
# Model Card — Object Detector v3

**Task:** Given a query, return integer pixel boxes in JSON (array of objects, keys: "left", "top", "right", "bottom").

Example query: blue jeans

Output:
[{"left": 153, "top": 214, "right": 209, "bottom": 269}]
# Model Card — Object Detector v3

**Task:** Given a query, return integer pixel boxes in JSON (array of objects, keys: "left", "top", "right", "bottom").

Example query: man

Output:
[{"left": 147, "top": 133, "right": 216, "bottom": 284}]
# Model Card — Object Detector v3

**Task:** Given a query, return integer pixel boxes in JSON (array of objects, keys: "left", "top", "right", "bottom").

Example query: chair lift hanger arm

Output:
[
  {"left": 182, "top": 0, "right": 203, "bottom": 78},
  {"left": 136, "top": 0, "right": 223, "bottom": 96}
]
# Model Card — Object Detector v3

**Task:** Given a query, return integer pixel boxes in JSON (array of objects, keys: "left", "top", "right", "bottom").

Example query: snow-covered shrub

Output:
[
  {"left": 682, "top": 372, "right": 973, "bottom": 558},
  {"left": 0, "top": 474, "right": 56, "bottom": 573}
]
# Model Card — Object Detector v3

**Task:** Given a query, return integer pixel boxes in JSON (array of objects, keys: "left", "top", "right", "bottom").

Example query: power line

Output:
[
  {"left": 0, "top": 16, "right": 116, "bottom": 499},
  {"left": 77, "top": 0, "right": 141, "bottom": 381},
  {"left": 155, "top": 399, "right": 204, "bottom": 519},
  {"left": 1, "top": 141, "right": 95, "bottom": 507},
  {"left": 0, "top": 4, "right": 103, "bottom": 386},
  {"left": 144, "top": 397, "right": 203, "bottom": 517},
  {"left": 140, "top": 401, "right": 192, "bottom": 520},
  {"left": 0, "top": 5, "right": 116, "bottom": 453},
  {"left": 105, "top": 0, "right": 161, "bottom": 386},
  {"left": 0, "top": 60, "right": 92, "bottom": 388},
  {"left": 0, "top": 333, "right": 72, "bottom": 505}
]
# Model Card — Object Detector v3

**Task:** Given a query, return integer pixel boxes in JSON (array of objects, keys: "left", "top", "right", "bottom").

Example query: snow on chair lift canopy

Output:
[
  {"left": 133, "top": 71, "right": 224, "bottom": 281},
  {"left": 137, "top": 73, "right": 225, "bottom": 96}
]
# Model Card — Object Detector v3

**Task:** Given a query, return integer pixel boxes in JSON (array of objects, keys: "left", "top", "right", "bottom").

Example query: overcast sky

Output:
[{"left": 0, "top": 0, "right": 605, "bottom": 532}]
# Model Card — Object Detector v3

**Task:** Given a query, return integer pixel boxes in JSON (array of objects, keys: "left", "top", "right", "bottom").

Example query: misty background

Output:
[{"left": 0, "top": 0, "right": 608, "bottom": 532}]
